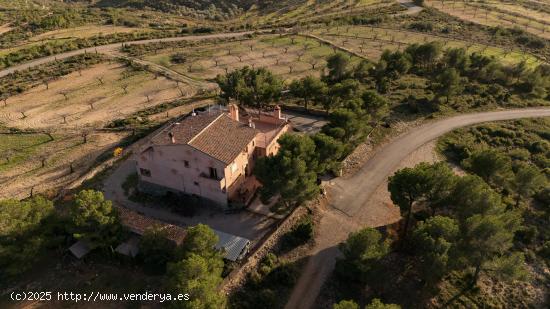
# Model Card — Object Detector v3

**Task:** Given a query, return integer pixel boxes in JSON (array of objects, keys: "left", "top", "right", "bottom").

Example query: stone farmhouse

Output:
[{"left": 136, "top": 104, "right": 290, "bottom": 209}]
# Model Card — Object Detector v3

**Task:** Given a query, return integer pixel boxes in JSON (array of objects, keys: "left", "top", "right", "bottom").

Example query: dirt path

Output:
[
  {"left": 396, "top": 0, "right": 424, "bottom": 15},
  {"left": 285, "top": 107, "right": 550, "bottom": 309},
  {"left": 0, "top": 31, "right": 260, "bottom": 78}
]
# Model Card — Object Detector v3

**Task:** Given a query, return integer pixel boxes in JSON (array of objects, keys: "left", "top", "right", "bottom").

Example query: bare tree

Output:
[
  {"left": 178, "top": 87, "right": 186, "bottom": 97},
  {"left": 214, "top": 58, "right": 219, "bottom": 67},
  {"left": 61, "top": 114, "right": 68, "bottom": 124},
  {"left": 60, "top": 91, "right": 69, "bottom": 101},
  {"left": 39, "top": 155, "right": 47, "bottom": 168},
  {"left": 297, "top": 51, "right": 305, "bottom": 61},
  {"left": 81, "top": 131, "right": 89, "bottom": 144},
  {"left": 97, "top": 77, "right": 105, "bottom": 85},
  {"left": 43, "top": 80, "right": 50, "bottom": 90},
  {"left": 284, "top": 47, "right": 289, "bottom": 54},
  {"left": 1, "top": 96, "right": 7, "bottom": 107},
  {"left": 20, "top": 111, "right": 27, "bottom": 119},
  {"left": 237, "top": 55, "right": 243, "bottom": 62},
  {"left": 122, "top": 84, "right": 129, "bottom": 94},
  {"left": 308, "top": 59, "right": 318, "bottom": 69},
  {"left": 145, "top": 94, "right": 151, "bottom": 103},
  {"left": 289, "top": 66, "right": 293, "bottom": 73},
  {"left": 291, "top": 37, "right": 296, "bottom": 44},
  {"left": 4, "top": 149, "right": 14, "bottom": 163}
]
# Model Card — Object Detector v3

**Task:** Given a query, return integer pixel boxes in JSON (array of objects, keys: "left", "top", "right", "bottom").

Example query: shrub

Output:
[
  {"left": 535, "top": 188, "right": 550, "bottom": 208},
  {"left": 170, "top": 53, "right": 187, "bottom": 64},
  {"left": 514, "top": 226, "right": 538, "bottom": 245},
  {"left": 138, "top": 226, "right": 176, "bottom": 274},
  {"left": 539, "top": 241, "right": 550, "bottom": 263},
  {"left": 409, "top": 21, "right": 433, "bottom": 32},
  {"left": 281, "top": 216, "right": 314, "bottom": 251}
]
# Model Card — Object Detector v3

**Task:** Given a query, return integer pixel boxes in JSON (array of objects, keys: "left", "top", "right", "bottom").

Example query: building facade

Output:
[{"left": 136, "top": 104, "right": 289, "bottom": 208}]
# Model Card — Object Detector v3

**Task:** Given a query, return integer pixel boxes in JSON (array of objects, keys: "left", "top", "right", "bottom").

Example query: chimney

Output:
[
  {"left": 273, "top": 105, "right": 282, "bottom": 119},
  {"left": 248, "top": 118, "right": 254, "bottom": 128},
  {"left": 229, "top": 104, "right": 239, "bottom": 122},
  {"left": 168, "top": 132, "right": 175, "bottom": 144}
]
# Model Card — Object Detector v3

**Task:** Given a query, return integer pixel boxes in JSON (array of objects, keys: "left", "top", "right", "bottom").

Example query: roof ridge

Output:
[{"left": 187, "top": 113, "right": 225, "bottom": 144}]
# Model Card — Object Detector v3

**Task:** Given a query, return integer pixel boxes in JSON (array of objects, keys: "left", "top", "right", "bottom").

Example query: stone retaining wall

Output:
[{"left": 220, "top": 205, "right": 309, "bottom": 294}]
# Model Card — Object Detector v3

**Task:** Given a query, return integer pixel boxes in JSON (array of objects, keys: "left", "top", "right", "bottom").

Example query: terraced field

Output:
[
  {"left": 0, "top": 60, "right": 201, "bottom": 199},
  {"left": 306, "top": 25, "right": 544, "bottom": 66},
  {"left": 142, "top": 35, "right": 362, "bottom": 83},
  {"left": 237, "top": 0, "right": 396, "bottom": 26},
  {"left": 426, "top": 0, "right": 550, "bottom": 39}
]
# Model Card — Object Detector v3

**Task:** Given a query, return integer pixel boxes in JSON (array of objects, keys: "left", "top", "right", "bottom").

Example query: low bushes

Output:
[{"left": 281, "top": 215, "right": 314, "bottom": 251}]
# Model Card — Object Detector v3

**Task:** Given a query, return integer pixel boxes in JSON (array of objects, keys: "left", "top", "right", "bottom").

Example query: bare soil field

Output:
[
  {"left": 0, "top": 61, "right": 197, "bottom": 199},
  {"left": 0, "top": 62, "right": 192, "bottom": 130},
  {"left": 0, "top": 131, "right": 129, "bottom": 200},
  {"left": 238, "top": 0, "right": 390, "bottom": 26},
  {"left": 307, "top": 25, "right": 543, "bottom": 66},
  {"left": 426, "top": 0, "right": 550, "bottom": 40},
  {"left": 143, "top": 35, "right": 361, "bottom": 83},
  {"left": 29, "top": 25, "right": 154, "bottom": 42}
]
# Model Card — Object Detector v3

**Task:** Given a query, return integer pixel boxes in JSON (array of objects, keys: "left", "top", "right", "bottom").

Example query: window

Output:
[
  {"left": 140, "top": 168, "right": 151, "bottom": 177},
  {"left": 184, "top": 160, "right": 189, "bottom": 167},
  {"left": 209, "top": 167, "right": 218, "bottom": 180}
]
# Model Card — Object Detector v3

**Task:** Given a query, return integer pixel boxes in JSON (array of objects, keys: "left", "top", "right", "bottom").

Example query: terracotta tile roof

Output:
[
  {"left": 189, "top": 114, "right": 257, "bottom": 164},
  {"left": 150, "top": 111, "right": 223, "bottom": 146},
  {"left": 147, "top": 109, "right": 257, "bottom": 165},
  {"left": 116, "top": 206, "right": 187, "bottom": 245}
]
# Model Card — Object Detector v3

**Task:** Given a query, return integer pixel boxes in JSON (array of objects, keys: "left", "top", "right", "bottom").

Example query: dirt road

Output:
[
  {"left": 0, "top": 31, "right": 257, "bottom": 78},
  {"left": 285, "top": 107, "right": 550, "bottom": 309},
  {"left": 396, "top": 0, "right": 424, "bottom": 15}
]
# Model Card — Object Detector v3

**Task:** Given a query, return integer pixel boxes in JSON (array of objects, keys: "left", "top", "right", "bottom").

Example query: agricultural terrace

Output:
[
  {"left": 0, "top": 125, "right": 129, "bottom": 199},
  {"left": 140, "top": 35, "right": 362, "bottom": 83},
  {"left": 28, "top": 25, "right": 154, "bottom": 42},
  {"left": 0, "top": 62, "right": 192, "bottom": 129},
  {"left": 0, "top": 58, "right": 208, "bottom": 199},
  {"left": 306, "top": 25, "right": 543, "bottom": 66},
  {"left": 426, "top": 0, "right": 550, "bottom": 39},
  {"left": 237, "top": 0, "right": 397, "bottom": 27}
]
